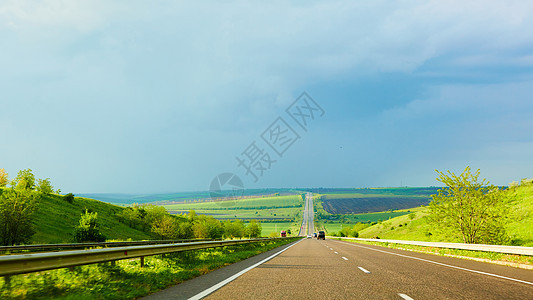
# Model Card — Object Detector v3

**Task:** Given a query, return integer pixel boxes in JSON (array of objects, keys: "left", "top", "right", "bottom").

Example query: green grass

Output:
[
  {"left": 1, "top": 189, "right": 154, "bottom": 244},
  {"left": 0, "top": 238, "right": 300, "bottom": 299},
  {"left": 260, "top": 222, "right": 300, "bottom": 236}
]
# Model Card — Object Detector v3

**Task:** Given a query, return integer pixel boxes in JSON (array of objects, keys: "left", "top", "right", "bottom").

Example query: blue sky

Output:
[{"left": 1, "top": 1, "right": 533, "bottom": 193}]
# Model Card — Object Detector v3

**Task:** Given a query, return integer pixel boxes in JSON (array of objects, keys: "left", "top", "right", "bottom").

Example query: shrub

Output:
[
  {"left": 64, "top": 193, "right": 75, "bottom": 204},
  {"left": 74, "top": 210, "right": 106, "bottom": 242}
]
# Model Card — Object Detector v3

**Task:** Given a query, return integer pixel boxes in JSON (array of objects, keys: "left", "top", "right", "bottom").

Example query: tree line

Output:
[{"left": 116, "top": 205, "right": 262, "bottom": 240}]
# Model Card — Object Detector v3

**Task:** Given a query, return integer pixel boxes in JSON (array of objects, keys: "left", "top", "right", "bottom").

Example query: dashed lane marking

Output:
[
  {"left": 358, "top": 266, "right": 371, "bottom": 274},
  {"left": 342, "top": 257, "right": 348, "bottom": 260},
  {"left": 398, "top": 293, "right": 414, "bottom": 300}
]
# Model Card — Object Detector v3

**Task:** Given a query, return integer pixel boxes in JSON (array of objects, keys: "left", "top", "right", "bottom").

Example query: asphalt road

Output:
[
  {"left": 299, "top": 193, "right": 314, "bottom": 236},
  {"left": 203, "top": 238, "right": 533, "bottom": 299}
]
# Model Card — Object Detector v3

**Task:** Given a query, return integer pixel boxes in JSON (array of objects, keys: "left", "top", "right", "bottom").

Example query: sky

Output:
[{"left": 1, "top": 1, "right": 533, "bottom": 193}]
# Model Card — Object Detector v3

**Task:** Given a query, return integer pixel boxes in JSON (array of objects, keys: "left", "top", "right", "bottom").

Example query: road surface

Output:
[
  {"left": 145, "top": 192, "right": 533, "bottom": 299},
  {"left": 203, "top": 238, "right": 533, "bottom": 299},
  {"left": 299, "top": 192, "right": 314, "bottom": 236}
]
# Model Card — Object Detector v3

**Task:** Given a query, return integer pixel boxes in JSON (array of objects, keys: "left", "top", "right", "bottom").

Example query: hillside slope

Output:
[
  {"left": 1, "top": 187, "right": 154, "bottom": 244},
  {"left": 32, "top": 193, "right": 154, "bottom": 243},
  {"left": 357, "top": 183, "right": 533, "bottom": 246}
]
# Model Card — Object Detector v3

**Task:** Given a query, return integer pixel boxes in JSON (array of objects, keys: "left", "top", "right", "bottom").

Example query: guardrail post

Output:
[
  {"left": 4, "top": 275, "right": 11, "bottom": 288},
  {"left": 140, "top": 256, "right": 145, "bottom": 268}
]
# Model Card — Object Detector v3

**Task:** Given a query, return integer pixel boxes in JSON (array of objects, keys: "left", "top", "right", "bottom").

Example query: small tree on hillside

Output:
[
  {"left": 0, "top": 189, "right": 38, "bottom": 245},
  {"left": 429, "top": 167, "right": 511, "bottom": 244},
  {"left": 0, "top": 168, "right": 8, "bottom": 187},
  {"left": 151, "top": 215, "right": 179, "bottom": 240},
  {"left": 11, "top": 169, "right": 36, "bottom": 191},
  {"left": 36, "top": 178, "right": 54, "bottom": 195},
  {"left": 74, "top": 210, "right": 106, "bottom": 242}
]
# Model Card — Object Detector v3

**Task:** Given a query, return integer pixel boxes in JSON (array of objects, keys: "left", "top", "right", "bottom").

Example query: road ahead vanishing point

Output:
[{"left": 146, "top": 193, "right": 533, "bottom": 300}]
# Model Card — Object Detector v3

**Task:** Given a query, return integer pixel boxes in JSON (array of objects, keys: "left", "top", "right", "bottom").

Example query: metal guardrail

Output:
[
  {"left": 0, "top": 237, "right": 298, "bottom": 277},
  {"left": 330, "top": 237, "right": 533, "bottom": 256},
  {"left": 0, "top": 239, "right": 214, "bottom": 252}
]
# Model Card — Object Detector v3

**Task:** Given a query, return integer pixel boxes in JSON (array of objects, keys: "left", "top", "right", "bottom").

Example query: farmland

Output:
[{"left": 316, "top": 187, "right": 439, "bottom": 214}]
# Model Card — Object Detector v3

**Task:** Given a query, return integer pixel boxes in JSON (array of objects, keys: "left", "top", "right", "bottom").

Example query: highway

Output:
[
  {"left": 298, "top": 192, "right": 314, "bottom": 236},
  {"left": 145, "top": 192, "right": 533, "bottom": 299}
]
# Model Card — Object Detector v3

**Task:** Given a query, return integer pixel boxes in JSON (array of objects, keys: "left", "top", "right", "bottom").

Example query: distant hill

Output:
[{"left": 79, "top": 188, "right": 302, "bottom": 205}]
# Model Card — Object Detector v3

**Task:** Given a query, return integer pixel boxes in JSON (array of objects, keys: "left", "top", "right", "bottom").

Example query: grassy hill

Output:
[
  {"left": 1, "top": 187, "right": 154, "bottom": 244},
  {"left": 356, "top": 182, "right": 533, "bottom": 246}
]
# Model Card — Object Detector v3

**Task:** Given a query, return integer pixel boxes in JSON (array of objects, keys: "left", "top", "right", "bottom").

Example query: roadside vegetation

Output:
[{"left": 0, "top": 238, "right": 299, "bottom": 299}]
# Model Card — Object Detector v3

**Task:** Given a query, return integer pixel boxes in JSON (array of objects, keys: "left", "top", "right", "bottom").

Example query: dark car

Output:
[
  {"left": 313, "top": 232, "right": 317, "bottom": 238},
  {"left": 317, "top": 231, "right": 325, "bottom": 240}
]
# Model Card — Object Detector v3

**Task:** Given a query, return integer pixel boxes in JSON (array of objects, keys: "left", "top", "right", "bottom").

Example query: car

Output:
[
  {"left": 313, "top": 232, "right": 317, "bottom": 238},
  {"left": 306, "top": 235, "right": 312, "bottom": 238},
  {"left": 280, "top": 230, "right": 287, "bottom": 237},
  {"left": 317, "top": 231, "right": 325, "bottom": 240}
]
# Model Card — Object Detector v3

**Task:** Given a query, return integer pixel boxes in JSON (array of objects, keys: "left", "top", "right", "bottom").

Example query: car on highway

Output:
[
  {"left": 317, "top": 231, "right": 325, "bottom": 240},
  {"left": 280, "top": 230, "right": 287, "bottom": 237},
  {"left": 313, "top": 232, "right": 317, "bottom": 238},
  {"left": 306, "top": 235, "right": 312, "bottom": 238}
]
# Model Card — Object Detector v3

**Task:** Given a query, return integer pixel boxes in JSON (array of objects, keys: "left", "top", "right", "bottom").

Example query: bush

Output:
[
  {"left": 74, "top": 210, "right": 106, "bottom": 242},
  {"left": 64, "top": 193, "right": 75, "bottom": 204}
]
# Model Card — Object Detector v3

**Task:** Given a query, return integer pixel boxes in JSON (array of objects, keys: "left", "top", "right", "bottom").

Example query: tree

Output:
[
  {"left": 193, "top": 215, "right": 224, "bottom": 239},
  {"left": 223, "top": 220, "right": 245, "bottom": 239},
  {"left": 429, "top": 167, "right": 511, "bottom": 244},
  {"left": 74, "top": 210, "right": 106, "bottom": 242},
  {"left": 0, "top": 189, "right": 38, "bottom": 245},
  {"left": 36, "top": 178, "right": 54, "bottom": 195},
  {"left": 244, "top": 220, "right": 262, "bottom": 238},
  {"left": 64, "top": 193, "right": 75, "bottom": 204},
  {"left": 11, "top": 169, "right": 36, "bottom": 191},
  {"left": 151, "top": 215, "right": 179, "bottom": 240},
  {"left": 0, "top": 168, "right": 8, "bottom": 187}
]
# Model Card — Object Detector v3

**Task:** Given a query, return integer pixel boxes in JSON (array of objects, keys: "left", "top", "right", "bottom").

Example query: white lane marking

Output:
[
  {"left": 342, "top": 256, "right": 348, "bottom": 260},
  {"left": 338, "top": 241, "right": 533, "bottom": 287},
  {"left": 330, "top": 248, "right": 334, "bottom": 250},
  {"left": 334, "top": 251, "right": 338, "bottom": 254},
  {"left": 398, "top": 293, "right": 414, "bottom": 300},
  {"left": 358, "top": 266, "right": 371, "bottom": 274},
  {"left": 189, "top": 239, "right": 304, "bottom": 300}
]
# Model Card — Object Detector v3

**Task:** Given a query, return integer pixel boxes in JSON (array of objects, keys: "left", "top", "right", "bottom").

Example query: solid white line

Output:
[
  {"left": 338, "top": 241, "right": 533, "bottom": 287},
  {"left": 342, "top": 256, "right": 348, "bottom": 260},
  {"left": 398, "top": 293, "right": 414, "bottom": 300},
  {"left": 358, "top": 266, "right": 371, "bottom": 274},
  {"left": 189, "top": 239, "right": 304, "bottom": 300}
]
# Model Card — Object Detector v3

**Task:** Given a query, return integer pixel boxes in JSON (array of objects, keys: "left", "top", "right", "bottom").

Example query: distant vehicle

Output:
[
  {"left": 280, "top": 230, "right": 287, "bottom": 237},
  {"left": 313, "top": 232, "right": 317, "bottom": 238},
  {"left": 317, "top": 231, "right": 325, "bottom": 240},
  {"left": 306, "top": 235, "right": 312, "bottom": 238}
]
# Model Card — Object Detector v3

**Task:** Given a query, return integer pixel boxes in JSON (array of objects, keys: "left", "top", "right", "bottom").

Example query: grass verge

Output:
[
  {"left": 0, "top": 238, "right": 301, "bottom": 299},
  {"left": 332, "top": 238, "right": 533, "bottom": 269}
]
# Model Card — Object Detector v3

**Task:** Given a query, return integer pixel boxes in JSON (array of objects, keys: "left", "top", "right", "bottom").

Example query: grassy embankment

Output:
[
  {"left": 355, "top": 182, "right": 533, "bottom": 246},
  {"left": 0, "top": 238, "right": 300, "bottom": 299},
  {"left": 162, "top": 194, "right": 304, "bottom": 236},
  {"left": 1, "top": 188, "right": 153, "bottom": 244}
]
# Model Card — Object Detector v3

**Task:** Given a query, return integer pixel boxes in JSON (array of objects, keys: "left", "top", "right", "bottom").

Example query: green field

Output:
[
  {"left": 260, "top": 222, "right": 300, "bottom": 236},
  {"left": 161, "top": 194, "right": 304, "bottom": 224}
]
